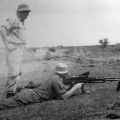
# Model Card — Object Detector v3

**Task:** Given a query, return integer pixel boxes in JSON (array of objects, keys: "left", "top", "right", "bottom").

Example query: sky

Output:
[{"left": 0, "top": 0, "right": 120, "bottom": 47}]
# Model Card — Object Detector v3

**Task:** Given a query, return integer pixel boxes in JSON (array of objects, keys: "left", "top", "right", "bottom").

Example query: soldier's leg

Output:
[
  {"left": 0, "top": 96, "right": 20, "bottom": 110},
  {"left": 5, "top": 75, "right": 16, "bottom": 97},
  {"left": 5, "top": 73, "right": 21, "bottom": 98},
  {"left": 0, "top": 89, "right": 42, "bottom": 110},
  {"left": 5, "top": 47, "right": 24, "bottom": 97},
  {"left": 14, "top": 89, "right": 42, "bottom": 105}
]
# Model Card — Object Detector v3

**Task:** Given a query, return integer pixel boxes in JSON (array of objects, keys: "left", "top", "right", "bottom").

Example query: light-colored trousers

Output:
[
  {"left": 5, "top": 46, "right": 25, "bottom": 93},
  {"left": 0, "top": 27, "right": 25, "bottom": 93},
  {"left": 0, "top": 27, "right": 25, "bottom": 92}
]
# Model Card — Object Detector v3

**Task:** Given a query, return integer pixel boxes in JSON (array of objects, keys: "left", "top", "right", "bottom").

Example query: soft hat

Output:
[{"left": 55, "top": 63, "right": 69, "bottom": 74}]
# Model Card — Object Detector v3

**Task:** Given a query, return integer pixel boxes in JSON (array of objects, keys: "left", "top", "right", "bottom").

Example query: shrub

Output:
[
  {"left": 48, "top": 47, "right": 56, "bottom": 52},
  {"left": 99, "top": 38, "right": 109, "bottom": 48}
]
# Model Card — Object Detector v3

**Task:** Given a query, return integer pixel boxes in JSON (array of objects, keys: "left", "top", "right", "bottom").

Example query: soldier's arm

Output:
[
  {"left": 0, "top": 18, "right": 12, "bottom": 46},
  {"left": 61, "top": 83, "right": 83, "bottom": 99},
  {"left": 0, "top": 27, "right": 8, "bottom": 47}
]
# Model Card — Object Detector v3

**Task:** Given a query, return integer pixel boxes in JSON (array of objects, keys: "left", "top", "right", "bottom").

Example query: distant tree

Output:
[
  {"left": 57, "top": 45, "right": 63, "bottom": 48},
  {"left": 48, "top": 47, "right": 56, "bottom": 52},
  {"left": 99, "top": 38, "right": 109, "bottom": 48}
]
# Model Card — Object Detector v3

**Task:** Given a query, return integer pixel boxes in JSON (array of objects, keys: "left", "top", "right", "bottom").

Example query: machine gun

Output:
[{"left": 64, "top": 71, "right": 120, "bottom": 85}]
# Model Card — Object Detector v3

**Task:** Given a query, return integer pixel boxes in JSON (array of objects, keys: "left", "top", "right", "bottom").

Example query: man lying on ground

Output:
[{"left": 0, "top": 63, "right": 86, "bottom": 110}]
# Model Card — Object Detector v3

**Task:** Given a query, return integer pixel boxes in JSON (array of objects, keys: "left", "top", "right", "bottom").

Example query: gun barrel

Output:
[
  {"left": 64, "top": 76, "right": 120, "bottom": 85},
  {"left": 105, "top": 78, "right": 120, "bottom": 81}
]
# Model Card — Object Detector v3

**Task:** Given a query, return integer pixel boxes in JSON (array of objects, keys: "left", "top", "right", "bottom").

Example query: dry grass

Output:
[{"left": 0, "top": 45, "right": 120, "bottom": 119}]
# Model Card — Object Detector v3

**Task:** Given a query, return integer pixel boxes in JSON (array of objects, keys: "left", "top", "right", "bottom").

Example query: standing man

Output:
[{"left": 0, "top": 3, "right": 31, "bottom": 98}]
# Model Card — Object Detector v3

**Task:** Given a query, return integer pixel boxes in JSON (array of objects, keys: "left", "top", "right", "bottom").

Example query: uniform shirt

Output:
[
  {"left": 33, "top": 74, "right": 69, "bottom": 100},
  {"left": 1, "top": 16, "right": 26, "bottom": 50}
]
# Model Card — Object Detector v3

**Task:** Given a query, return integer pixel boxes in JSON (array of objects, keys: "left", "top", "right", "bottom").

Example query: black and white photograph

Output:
[{"left": 1, "top": 0, "right": 120, "bottom": 119}]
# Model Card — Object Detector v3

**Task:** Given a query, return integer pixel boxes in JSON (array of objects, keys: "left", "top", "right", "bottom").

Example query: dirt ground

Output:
[{"left": 1, "top": 46, "right": 120, "bottom": 119}]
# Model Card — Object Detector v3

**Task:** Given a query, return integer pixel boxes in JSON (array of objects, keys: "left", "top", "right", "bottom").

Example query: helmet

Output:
[
  {"left": 55, "top": 63, "right": 69, "bottom": 74},
  {"left": 17, "top": 3, "right": 31, "bottom": 13}
]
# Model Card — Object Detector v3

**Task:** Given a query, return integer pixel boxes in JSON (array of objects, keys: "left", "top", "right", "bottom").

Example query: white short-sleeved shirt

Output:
[{"left": 1, "top": 16, "right": 26, "bottom": 50}]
